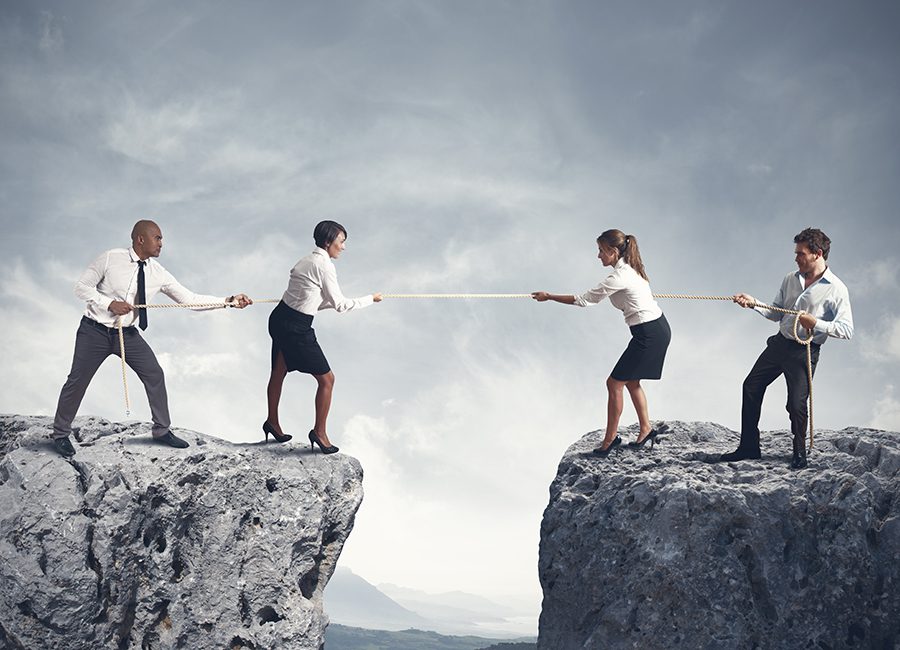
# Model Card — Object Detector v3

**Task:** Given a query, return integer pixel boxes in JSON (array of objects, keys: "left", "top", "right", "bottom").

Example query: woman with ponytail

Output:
[{"left": 532, "top": 229, "right": 671, "bottom": 456}]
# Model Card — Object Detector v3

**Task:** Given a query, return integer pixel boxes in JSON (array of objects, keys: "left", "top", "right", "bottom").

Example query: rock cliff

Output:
[
  {"left": 0, "top": 414, "right": 363, "bottom": 650},
  {"left": 538, "top": 422, "right": 899, "bottom": 649}
]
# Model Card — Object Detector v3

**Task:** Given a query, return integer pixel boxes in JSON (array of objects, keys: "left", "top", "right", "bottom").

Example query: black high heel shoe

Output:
[
  {"left": 592, "top": 436, "right": 622, "bottom": 457},
  {"left": 308, "top": 430, "right": 339, "bottom": 455},
  {"left": 262, "top": 421, "right": 292, "bottom": 443},
  {"left": 630, "top": 423, "right": 669, "bottom": 449}
]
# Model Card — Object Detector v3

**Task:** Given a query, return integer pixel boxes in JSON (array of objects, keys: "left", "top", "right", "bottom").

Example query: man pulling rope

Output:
[{"left": 50, "top": 220, "right": 252, "bottom": 458}]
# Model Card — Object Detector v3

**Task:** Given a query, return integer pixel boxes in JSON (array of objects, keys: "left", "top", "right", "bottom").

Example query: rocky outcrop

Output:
[
  {"left": 0, "top": 414, "right": 363, "bottom": 650},
  {"left": 538, "top": 422, "right": 900, "bottom": 649}
]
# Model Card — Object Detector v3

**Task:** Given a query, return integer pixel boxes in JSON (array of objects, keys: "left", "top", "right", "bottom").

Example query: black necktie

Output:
[{"left": 137, "top": 261, "right": 148, "bottom": 330}]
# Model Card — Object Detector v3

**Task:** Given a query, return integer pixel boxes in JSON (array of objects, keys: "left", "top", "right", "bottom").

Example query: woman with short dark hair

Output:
[
  {"left": 264, "top": 220, "right": 382, "bottom": 453},
  {"left": 532, "top": 229, "right": 671, "bottom": 456}
]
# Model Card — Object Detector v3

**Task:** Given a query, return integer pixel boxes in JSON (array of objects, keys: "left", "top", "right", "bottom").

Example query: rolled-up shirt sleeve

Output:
[
  {"left": 74, "top": 251, "right": 114, "bottom": 311},
  {"left": 319, "top": 261, "right": 373, "bottom": 313},
  {"left": 574, "top": 274, "right": 623, "bottom": 308}
]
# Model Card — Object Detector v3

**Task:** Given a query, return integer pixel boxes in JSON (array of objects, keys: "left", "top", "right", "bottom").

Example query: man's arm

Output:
[
  {"left": 811, "top": 290, "right": 854, "bottom": 340},
  {"left": 734, "top": 276, "right": 787, "bottom": 322},
  {"left": 74, "top": 251, "right": 114, "bottom": 311},
  {"left": 158, "top": 268, "right": 251, "bottom": 310}
]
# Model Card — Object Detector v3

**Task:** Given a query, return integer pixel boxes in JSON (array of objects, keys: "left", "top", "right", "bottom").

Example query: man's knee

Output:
[
  {"left": 742, "top": 377, "right": 764, "bottom": 401},
  {"left": 136, "top": 359, "right": 166, "bottom": 386},
  {"left": 786, "top": 396, "right": 808, "bottom": 418}
]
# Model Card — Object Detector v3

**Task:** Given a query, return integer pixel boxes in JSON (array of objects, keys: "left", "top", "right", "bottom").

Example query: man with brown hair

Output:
[
  {"left": 718, "top": 228, "right": 853, "bottom": 469},
  {"left": 51, "top": 220, "right": 252, "bottom": 457}
]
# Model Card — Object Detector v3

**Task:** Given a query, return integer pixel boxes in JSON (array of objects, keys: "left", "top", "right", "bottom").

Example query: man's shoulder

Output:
[
  {"left": 145, "top": 257, "right": 170, "bottom": 275},
  {"left": 823, "top": 268, "right": 850, "bottom": 293},
  {"left": 93, "top": 248, "right": 130, "bottom": 265},
  {"left": 780, "top": 270, "right": 799, "bottom": 284}
]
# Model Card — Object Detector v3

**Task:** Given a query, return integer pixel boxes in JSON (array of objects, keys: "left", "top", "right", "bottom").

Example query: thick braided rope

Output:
[
  {"left": 117, "top": 323, "right": 131, "bottom": 415},
  {"left": 654, "top": 293, "right": 815, "bottom": 450},
  {"left": 382, "top": 293, "right": 531, "bottom": 299},
  {"left": 114, "top": 292, "right": 816, "bottom": 450}
]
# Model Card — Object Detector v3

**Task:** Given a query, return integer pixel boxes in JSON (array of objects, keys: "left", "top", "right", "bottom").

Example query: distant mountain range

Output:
[
  {"left": 324, "top": 624, "right": 536, "bottom": 650},
  {"left": 323, "top": 567, "right": 538, "bottom": 639}
]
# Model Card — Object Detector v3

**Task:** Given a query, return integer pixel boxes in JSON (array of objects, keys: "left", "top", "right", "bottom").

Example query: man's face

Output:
[
  {"left": 136, "top": 224, "right": 163, "bottom": 259},
  {"left": 794, "top": 243, "right": 820, "bottom": 275}
]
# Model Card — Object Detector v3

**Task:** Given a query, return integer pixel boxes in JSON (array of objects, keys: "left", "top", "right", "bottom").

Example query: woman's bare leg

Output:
[
  {"left": 266, "top": 350, "right": 288, "bottom": 435},
  {"left": 602, "top": 376, "right": 627, "bottom": 449},
  {"left": 626, "top": 380, "right": 653, "bottom": 443},
  {"left": 313, "top": 371, "right": 335, "bottom": 445}
]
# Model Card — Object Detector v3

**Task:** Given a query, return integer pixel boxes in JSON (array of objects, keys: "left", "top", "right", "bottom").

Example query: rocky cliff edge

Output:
[
  {"left": 0, "top": 414, "right": 363, "bottom": 650},
  {"left": 538, "top": 421, "right": 899, "bottom": 649}
]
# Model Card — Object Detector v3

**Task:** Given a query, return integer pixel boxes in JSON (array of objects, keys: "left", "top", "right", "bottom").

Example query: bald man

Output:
[{"left": 51, "top": 220, "right": 252, "bottom": 457}]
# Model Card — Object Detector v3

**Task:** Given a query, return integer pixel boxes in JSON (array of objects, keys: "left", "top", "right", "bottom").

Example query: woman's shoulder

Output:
[{"left": 618, "top": 262, "right": 651, "bottom": 287}]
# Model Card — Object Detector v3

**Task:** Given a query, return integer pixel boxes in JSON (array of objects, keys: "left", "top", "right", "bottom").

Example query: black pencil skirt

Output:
[
  {"left": 268, "top": 301, "right": 331, "bottom": 376},
  {"left": 611, "top": 313, "right": 671, "bottom": 381}
]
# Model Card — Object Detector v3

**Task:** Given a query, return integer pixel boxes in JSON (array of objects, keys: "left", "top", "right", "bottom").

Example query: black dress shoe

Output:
[
  {"left": 155, "top": 431, "right": 190, "bottom": 449},
  {"left": 718, "top": 447, "right": 762, "bottom": 462},
  {"left": 789, "top": 436, "right": 808, "bottom": 469},
  {"left": 53, "top": 436, "right": 76, "bottom": 458},
  {"left": 592, "top": 436, "right": 622, "bottom": 457}
]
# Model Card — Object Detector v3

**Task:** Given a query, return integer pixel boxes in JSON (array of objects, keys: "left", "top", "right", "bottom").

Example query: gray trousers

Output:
[{"left": 52, "top": 317, "right": 171, "bottom": 439}]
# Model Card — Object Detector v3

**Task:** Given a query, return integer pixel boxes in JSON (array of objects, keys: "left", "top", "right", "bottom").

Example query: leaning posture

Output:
[
  {"left": 532, "top": 229, "right": 671, "bottom": 456},
  {"left": 264, "top": 220, "right": 381, "bottom": 454},
  {"left": 52, "top": 220, "right": 251, "bottom": 457},
  {"left": 718, "top": 227, "right": 853, "bottom": 469}
]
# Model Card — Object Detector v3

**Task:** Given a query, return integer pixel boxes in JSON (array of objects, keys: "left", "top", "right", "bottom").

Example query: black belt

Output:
[{"left": 81, "top": 316, "right": 134, "bottom": 336}]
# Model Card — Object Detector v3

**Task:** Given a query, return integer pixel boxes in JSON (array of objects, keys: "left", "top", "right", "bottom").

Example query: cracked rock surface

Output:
[
  {"left": 537, "top": 421, "right": 900, "bottom": 649},
  {"left": 0, "top": 414, "right": 363, "bottom": 650}
]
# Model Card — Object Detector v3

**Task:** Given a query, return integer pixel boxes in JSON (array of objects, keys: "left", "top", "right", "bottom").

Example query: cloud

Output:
[
  {"left": 870, "top": 385, "right": 900, "bottom": 432},
  {"left": 859, "top": 315, "right": 900, "bottom": 364},
  {"left": 38, "top": 10, "right": 64, "bottom": 54},
  {"left": 105, "top": 98, "right": 205, "bottom": 165}
]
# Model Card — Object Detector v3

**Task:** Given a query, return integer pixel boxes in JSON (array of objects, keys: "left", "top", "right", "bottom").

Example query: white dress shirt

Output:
[
  {"left": 75, "top": 248, "right": 227, "bottom": 328},
  {"left": 756, "top": 267, "right": 853, "bottom": 345},
  {"left": 282, "top": 248, "right": 374, "bottom": 316},
  {"left": 574, "top": 258, "right": 663, "bottom": 326}
]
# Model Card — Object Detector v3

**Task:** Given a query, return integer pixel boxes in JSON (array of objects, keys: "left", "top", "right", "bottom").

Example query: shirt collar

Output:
[
  {"left": 794, "top": 266, "right": 833, "bottom": 285},
  {"left": 129, "top": 248, "right": 145, "bottom": 264},
  {"left": 312, "top": 247, "right": 329, "bottom": 258},
  {"left": 614, "top": 258, "right": 627, "bottom": 270}
]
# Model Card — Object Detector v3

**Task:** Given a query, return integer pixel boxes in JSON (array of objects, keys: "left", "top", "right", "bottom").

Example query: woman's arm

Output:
[{"left": 531, "top": 292, "right": 577, "bottom": 305}]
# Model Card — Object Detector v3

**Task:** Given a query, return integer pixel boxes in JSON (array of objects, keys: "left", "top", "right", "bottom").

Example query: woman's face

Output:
[
  {"left": 597, "top": 241, "right": 619, "bottom": 267},
  {"left": 327, "top": 232, "right": 347, "bottom": 259}
]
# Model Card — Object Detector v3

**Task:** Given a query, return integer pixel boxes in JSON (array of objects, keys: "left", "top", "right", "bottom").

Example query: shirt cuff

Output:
[{"left": 97, "top": 295, "right": 114, "bottom": 311}]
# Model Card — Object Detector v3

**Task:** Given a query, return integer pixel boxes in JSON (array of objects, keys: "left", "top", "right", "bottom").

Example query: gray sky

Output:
[{"left": 2, "top": 0, "right": 899, "bottom": 619}]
